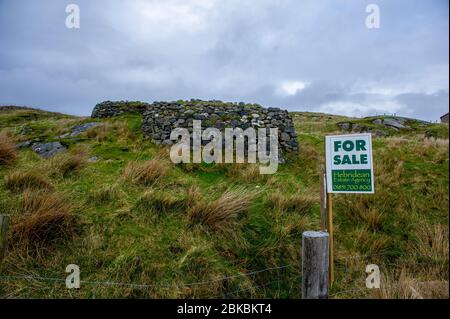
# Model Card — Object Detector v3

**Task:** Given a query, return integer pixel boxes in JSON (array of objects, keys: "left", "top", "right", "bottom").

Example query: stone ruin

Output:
[{"left": 91, "top": 100, "right": 299, "bottom": 160}]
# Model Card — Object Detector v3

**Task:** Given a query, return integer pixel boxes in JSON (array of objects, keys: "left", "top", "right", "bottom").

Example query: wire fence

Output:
[
  {"left": 0, "top": 251, "right": 444, "bottom": 299},
  {"left": 0, "top": 263, "right": 297, "bottom": 299}
]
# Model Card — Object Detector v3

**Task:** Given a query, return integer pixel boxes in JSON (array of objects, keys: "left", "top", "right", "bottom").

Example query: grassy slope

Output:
[{"left": 0, "top": 108, "right": 448, "bottom": 299}]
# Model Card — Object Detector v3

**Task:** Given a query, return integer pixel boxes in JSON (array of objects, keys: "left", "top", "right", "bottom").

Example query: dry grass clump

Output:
[
  {"left": 380, "top": 270, "right": 449, "bottom": 299},
  {"left": 225, "top": 164, "right": 269, "bottom": 183},
  {"left": 12, "top": 190, "right": 77, "bottom": 249},
  {"left": 416, "top": 137, "right": 449, "bottom": 164},
  {"left": 87, "top": 121, "right": 132, "bottom": 142},
  {"left": 0, "top": 134, "right": 17, "bottom": 165},
  {"left": 337, "top": 195, "right": 385, "bottom": 231},
  {"left": 298, "top": 142, "right": 321, "bottom": 166},
  {"left": 185, "top": 185, "right": 201, "bottom": 208},
  {"left": 113, "top": 121, "right": 134, "bottom": 141},
  {"left": 386, "top": 136, "right": 410, "bottom": 149},
  {"left": 135, "top": 189, "right": 186, "bottom": 215},
  {"left": 412, "top": 223, "right": 449, "bottom": 276},
  {"left": 90, "top": 183, "right": 124, "bottom": 204},
  {"left": 375, "top": 157, "right": 404, "bottom": 188},
  {"left": 4, "top": 170, "right": 52, "bottom": 192},
  {"left": 48, "top": 152, "right": 87, "bottom": 177},
  {"left": 414, "top": 223, "right": 449, "bottom": 260},
  {"left": 87, "top": 123, "right": 109, "bottom": 142},
  {"left": 122, "top": 157, "right": 169, "bottom": 185},
  {"left": 187, "top": 188, "right": 255, "bottom": 233},
  {"left": 266, "top": 191, "right": 317, "bottom": 214}
]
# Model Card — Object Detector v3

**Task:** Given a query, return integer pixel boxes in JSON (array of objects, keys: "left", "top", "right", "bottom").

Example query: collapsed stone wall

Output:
[
  {"left": 91, "top": 101, "right": 150, "bottom": 118},
  {"left": 92, "top": 99, "right": 299, "bottom": 154}
]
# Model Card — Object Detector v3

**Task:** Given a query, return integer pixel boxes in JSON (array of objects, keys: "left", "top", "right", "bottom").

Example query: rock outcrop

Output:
[
  {"left": 337, "top": 116, "right": 431, "bottom": 137},
  {"left": 60, "top": 122, "right": 101, "bottom": 138},
  {"left": 31, "top": 142, "right": 66, "bottom": 158}
]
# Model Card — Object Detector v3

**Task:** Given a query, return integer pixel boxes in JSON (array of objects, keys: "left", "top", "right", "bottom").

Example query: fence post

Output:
[
  {"left": 0, "top": 214, "right": 10, "bottom": 263},
  {"left": 302, "top": 231, "right": 329, "bottom": 299}
]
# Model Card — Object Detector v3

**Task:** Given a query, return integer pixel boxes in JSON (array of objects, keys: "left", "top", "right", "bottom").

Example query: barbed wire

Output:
[
  {"left": 0, "top": 251, "right": 440, "bottom": 299},
  {"left": 337, "top": 251, "right": 396, "bottom": 260},
  {"left": 0, "top": 263, "right": 295, "bottom": 291},
  {"left": 329, "top": 288, "right": 368, "bottom": 298}
]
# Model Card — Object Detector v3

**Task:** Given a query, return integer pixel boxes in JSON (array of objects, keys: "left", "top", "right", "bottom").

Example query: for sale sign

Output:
[{"left": 325, "top": 133, "right": 374, "bottom": 194}]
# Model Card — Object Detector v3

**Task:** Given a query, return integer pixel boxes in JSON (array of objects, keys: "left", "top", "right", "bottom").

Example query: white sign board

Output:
[{"left": 325, "top": 133, "right": 374, "bottom": 194}]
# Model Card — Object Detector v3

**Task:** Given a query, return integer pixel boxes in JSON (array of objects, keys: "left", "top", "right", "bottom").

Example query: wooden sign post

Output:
[{"left": 324, "top": 133, "right": 375, "bottom": 287}]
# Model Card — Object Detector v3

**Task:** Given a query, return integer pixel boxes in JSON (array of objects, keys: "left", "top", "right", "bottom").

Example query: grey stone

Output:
[
  {"left": 354, "top": 124, "right": 369, "bottom": 133},
  {"left": 61, "top": 122, "right": 101, "bottom": 138},
  {"left": 383, "top": 118, "right": 406, "bottom": 129},
  {"left": 338, "top": 122, "right": 351, "bottom": 131},
  {"left": 281, "top": 132, "right": 291, "bottom": 142},
  {"left": 91, "top": 101, "right": 149, "bottom": 118},
  {"left": 370, "top": 130, "right": 389, "bottom": 137},
  {"left": 31, "top": 142, "right": 66, "bottom": 158},
  {"left": 16, "top": 140, "right": 33, "bottom": 149},
  {"left": 184, "top": 110, "right": 195, "bottom": 117},
  {"left": 373, "top": 119, "right": 383, "bottom": 125}
]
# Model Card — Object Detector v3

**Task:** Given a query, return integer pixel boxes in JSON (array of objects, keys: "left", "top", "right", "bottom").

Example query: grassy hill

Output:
[{"left": 0, "top": 106, "right": 448, "bottom": 298}]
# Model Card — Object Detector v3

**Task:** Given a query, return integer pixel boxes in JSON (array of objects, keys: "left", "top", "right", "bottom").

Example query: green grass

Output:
[{"left": 0, "top": 107, "right": 448, "bottom": 299}]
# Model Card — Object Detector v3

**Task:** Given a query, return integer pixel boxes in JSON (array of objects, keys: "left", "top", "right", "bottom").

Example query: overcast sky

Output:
[{"left": 0, "top": 0, "right": 448, "bottom": 121}]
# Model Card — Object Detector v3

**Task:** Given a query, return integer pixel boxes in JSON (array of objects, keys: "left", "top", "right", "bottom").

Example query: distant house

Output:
[{"left": 440, "top": 112, "right": 449, "bottom": 123}]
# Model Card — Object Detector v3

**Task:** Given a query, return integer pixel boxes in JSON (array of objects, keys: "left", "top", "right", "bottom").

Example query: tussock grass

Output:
[
  {"left": 11, "top": 190, "right": 77, "bottom": 250},
  {"left": 412, "top": 223, "right": 449, "bottom": 276},
  {"left": 135, "top": 189, "right": 186, "bottom": 215},
  {"left": 185, "top": 185, "right": 201, "bottom": 208},
  {"left": 47, "top": 152, "right": 87, "bottom": 177},
  {"left": 266, "top": 191, "right": 317, "bottom": 214},
  {"left": 375, "top": 157, "right": 404, "bottom": 188},
  {"left": 338, "top": 195, "right": 385, "bottom": 231},
  {"left": 122, "top": 157, "right": 169, "bottom": 185},
  {"left": 90, "top": 183, "right": 125, "bottom": 204},
  {"left": 299, "top": 142, "right": 321, "bottom": 162},
  {"left": 380, "top": 271, "right": 449, "bottom": 299},
  {"left": 188, "top": 188, "right": 255, "bottom": 233},
  {"left": 224, "top": 164, "right": 269, "bottom": 183},
  {"left": 87, "top": 123, "right": 109, "bottom": 142},
  {"left": 386, "top": 136, "right": 410, "bottom": 149},
  {"left": 4, "top": 170, "right": 52, "bottom": 192},
  {"left": 87, "top": 121, "right": 133, "bottom": 142},
  {"left": 350, "top": 227, "right": 389, "bottom": 255},
  {"left": 0, "top": 134, "right": 17, "bottom": 165},
  {"left": 415, "top": 137, "right": 449, "bottom": 164}
]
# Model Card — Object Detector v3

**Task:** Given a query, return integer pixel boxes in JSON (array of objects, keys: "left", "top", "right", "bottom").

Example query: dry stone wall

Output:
[{"left": 92, "top": 100, "right": 299, "bottom": 155}]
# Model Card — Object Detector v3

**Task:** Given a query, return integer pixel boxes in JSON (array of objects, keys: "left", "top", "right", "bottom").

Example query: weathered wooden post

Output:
[
  {"left": 0, "top": 214, "right": 10, "bottom": 263},
  {"left": 302, "top": 231, "right": 329, "bottom": 299},
  {"left": 320, "top": 166, "right": 327, "bottom": 231}
]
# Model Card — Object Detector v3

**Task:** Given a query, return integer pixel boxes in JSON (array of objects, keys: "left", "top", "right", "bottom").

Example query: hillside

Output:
[{"left": 0, "top": 105, "right": 448, "bottom": 299}]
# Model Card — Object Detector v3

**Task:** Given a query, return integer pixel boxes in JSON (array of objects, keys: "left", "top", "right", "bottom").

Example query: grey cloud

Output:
[{"left": 0, "top": 0, "right": 448, "bottom": 120}]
